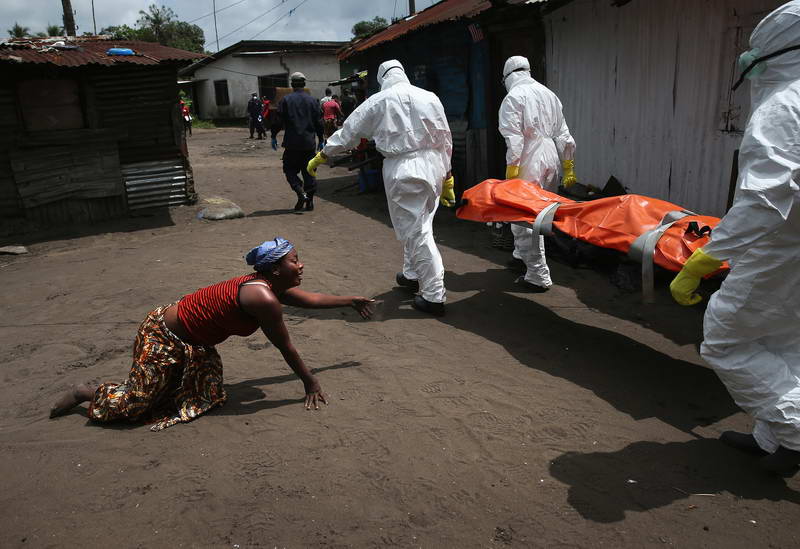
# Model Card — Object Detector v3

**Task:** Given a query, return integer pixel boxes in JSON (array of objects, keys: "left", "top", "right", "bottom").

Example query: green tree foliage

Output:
[
  {"left": 101, "top": 4, "right": 205, "bottom": 53},
  {"left": 137, "top": 4, "right": 174, "bottom": 44},
  {"left": 7, "top": 22, "right": 30, "bottom": 38},
  {"left": 351, "top": 16, "right": 389, "bottom": 39},
  {"left": 46, "top": 24, "right": 65, "bottom": 36},
  {"left": 101, "top": 24, "right": 154, "bottom": 42},
  {"left": 164, "top": 21, "right": 205, "bottom": 53}
]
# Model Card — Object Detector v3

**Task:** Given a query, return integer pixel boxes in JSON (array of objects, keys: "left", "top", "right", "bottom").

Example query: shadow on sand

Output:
[
  {"left": 549, "top": 438, "right": 800, "bottom": 522},
  {"left": 0, "top": 207, "right": 177, "bottom": 247},
  {"left": 287, "top": 271, "right": 734, "bottom": 435}
]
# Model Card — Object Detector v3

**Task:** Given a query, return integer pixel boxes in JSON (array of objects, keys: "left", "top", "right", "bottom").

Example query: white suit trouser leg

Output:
[
  {"left": 511, "top": 223, "right": 552, "bottom": 288},
  {"left": 382, "top": 152, "right": 447, "bottom": 304},
  {"left": 701, "top": 273, "right": 800, "bottom": 453},
  {"left": 401, "top": 203, "right": 445, "bottom": 303}
]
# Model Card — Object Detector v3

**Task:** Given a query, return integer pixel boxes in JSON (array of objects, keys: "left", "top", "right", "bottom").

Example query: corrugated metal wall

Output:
[
  {"left": 88, "top": 64, "right": 192, "bottom": 210},
  {"left": 89, "top": 65, "right": 182, "bottom": 165},
  {"left": 544, "top": 0, "right": 782, "bottom": 216},
  {"left": 0, "top": 85, "right": 22, "bottom": 218},
  {"left": 0, "top": 63, "right": 191, "bottom": 227}
]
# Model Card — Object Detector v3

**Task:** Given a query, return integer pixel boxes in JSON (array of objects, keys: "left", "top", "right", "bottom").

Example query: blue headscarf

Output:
[{"left": 245, "top": 238, "right": 294, "bottom": 272}]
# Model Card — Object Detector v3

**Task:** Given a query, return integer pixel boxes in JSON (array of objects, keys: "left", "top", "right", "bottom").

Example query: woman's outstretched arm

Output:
[{"left": 279, "top": 288, "right": 374, "bottom": 319}]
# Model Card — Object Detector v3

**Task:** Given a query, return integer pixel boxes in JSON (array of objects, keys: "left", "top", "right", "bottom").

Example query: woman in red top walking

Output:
[{"left": 49, "top": 238, "right": 374, "bottom": 431}]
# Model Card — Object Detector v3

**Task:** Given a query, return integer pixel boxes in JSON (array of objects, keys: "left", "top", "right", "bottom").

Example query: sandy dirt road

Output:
[{"left": 1, "top": 127, "right": 798, "bottom": 548}]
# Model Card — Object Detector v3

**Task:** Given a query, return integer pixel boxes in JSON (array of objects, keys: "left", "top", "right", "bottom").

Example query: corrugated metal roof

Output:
[
  {"left": 0, "top": 37, "right": 204, "bottom": 67},
  {"left": 338, "top": 0, "right": 494, "bottom": 60}
]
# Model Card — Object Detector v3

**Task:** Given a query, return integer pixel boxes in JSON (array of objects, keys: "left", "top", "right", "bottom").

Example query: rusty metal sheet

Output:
[
  {"left": 338, "top": 0, "right": 494, "bottom": 60},
  {"left": 0, "top": 37, "right": 204, "bottom": 67}
]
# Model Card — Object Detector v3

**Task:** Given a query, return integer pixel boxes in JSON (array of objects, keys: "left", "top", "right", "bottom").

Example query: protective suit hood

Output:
[
  {"left": 503, "top": 55, "right": 534, "bottom": 91},
  {"left": 377, "top": 60, "right": 409, "bottom": 90},
  {"left": 746, "top": 1, "right": 800, "bottom": 93}
]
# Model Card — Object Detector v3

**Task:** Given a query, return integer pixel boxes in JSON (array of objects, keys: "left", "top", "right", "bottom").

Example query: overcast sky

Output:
[{"left": 3, "top": 0, "right": 441, "bottom": 50}]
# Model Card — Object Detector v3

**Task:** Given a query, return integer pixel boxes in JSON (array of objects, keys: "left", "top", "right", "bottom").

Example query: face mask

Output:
[
  {"left": 737, "top": 49, "right": 766, "bottom": 79},
  {"left": 732, "top": 44, "right": 800, "bottom": 90}
]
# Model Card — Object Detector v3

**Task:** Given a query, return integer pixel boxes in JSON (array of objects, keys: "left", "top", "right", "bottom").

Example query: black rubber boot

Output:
[
  {"left": 514, "top": 276, "right": 550, "bottom": 293},
  {"left": 305, "top": 191, "right": 315, "bottom": 211},
  {"left": 395, "top": 272, "right": 420, "bottom": 292},
  {"left": 412, "top": 295, "right": 445, "bottom": 317},
  {"left": 294, "top": 192, "right": 307, "bottom": 212},
  {"left": 719, "top": 431, "right": 769, "bottom": 456},
  {"left": 760, "top": 446, "right": 800, "bottom": 475}
]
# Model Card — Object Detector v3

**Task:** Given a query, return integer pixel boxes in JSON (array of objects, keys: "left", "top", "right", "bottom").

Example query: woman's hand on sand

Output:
[
  {"left": 351, "top": 297, "right": 375, "bottom": 319},
  {"left": 303, "top": 377, "right": 328, "bottom": 410}
]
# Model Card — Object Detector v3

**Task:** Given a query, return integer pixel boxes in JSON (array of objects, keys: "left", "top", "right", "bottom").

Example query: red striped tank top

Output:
[{"left": 176, "top": 273, "right": 270, "bottom": 346}]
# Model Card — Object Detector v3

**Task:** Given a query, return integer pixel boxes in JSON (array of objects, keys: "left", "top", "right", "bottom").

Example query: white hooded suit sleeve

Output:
[
  {"left": 499, "top": 94, "right": 525, "bottom": 167},
  {"left": 704, "top": 98, "right": 800, "bottom": 262},
  {"left": 554, "top": 101, "right": 576, "bottom": 162},
  {"left": 322, "top": 99, "right": 381, "bottom": 157},
  {"left": 437, "top": 99, "right": 453, "bottom": 173}
]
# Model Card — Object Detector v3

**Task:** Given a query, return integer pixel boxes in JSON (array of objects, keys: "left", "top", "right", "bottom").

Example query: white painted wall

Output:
[
  {"left": 544, "top": 0, "right": 784, "bottom": 216},
  {"left": 192, "top": 52, "right": 341, "bottom": 119}
]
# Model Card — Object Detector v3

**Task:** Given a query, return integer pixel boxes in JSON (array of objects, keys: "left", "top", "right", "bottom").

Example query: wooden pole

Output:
[
  {"left": 61, "top": 0, "right": 77, "bottom": 36},
  {"left": 409, "top": 0, "right": 416, "bottom": 15},
  {"left": 91, "top": 0, "right": 97, "bottom": 34},
  {"left": 213, "top": 0, "right": 220, "bottom": 52}
]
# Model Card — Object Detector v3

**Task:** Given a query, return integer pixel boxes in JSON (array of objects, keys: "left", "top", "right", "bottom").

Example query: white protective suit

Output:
[
  {"left": 322, "top": 60, "right": 453, "bottom": 303},
  {"left": 700, "top": 1, "right": 800, "bottom": 453},
  {"left": 499, "top": 56, "right": 576, "bottom": 288}
]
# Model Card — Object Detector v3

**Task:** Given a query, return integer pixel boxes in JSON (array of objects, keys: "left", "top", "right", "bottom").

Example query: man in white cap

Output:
[
  {"left": 499, "top": 55, "right": 577, "bottom": 292},
  {"left": 670, "top": 0, "right": 800, "bottom": 474},
  {"left": 270, "top": 72, "right": 324, "bottom": 212},
  {"left": 305, "top": 60, "right": 455, "bottom": 316}
]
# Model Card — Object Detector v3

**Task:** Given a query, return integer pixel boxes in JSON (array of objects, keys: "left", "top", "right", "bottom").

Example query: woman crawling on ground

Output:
[{"left": 49, "top": 237, "right": 374, "bottom": 431}]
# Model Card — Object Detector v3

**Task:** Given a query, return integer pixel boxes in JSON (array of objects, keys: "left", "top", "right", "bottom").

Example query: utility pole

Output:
[
  {"left": 409, "top": 0, "right": 416, "bottom": 15},
  {"left": 61, "top": 0, "right": 76, "bottom": 36},
  {"left": 213, "top": 0, "right": 220, "bottom": 52},
  {"left": 91, "top": 0, "right": 97, "bottom": 34}
]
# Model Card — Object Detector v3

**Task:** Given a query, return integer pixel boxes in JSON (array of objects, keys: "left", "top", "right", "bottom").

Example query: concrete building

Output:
[{"left": 179, "top": 40, "right": 346, "bottom": 120}]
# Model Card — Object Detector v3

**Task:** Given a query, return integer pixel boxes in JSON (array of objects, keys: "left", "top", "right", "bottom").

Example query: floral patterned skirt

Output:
[{"left": 88, "top": 304, "right": 227, "bottom": 431}]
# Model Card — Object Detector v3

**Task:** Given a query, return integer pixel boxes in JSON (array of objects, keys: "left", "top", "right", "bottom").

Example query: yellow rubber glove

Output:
[
  {"left": 440, "top": 175, "right": 455, "bottom": 207},
  {"left": 505, "top": 165, "right": 520, "bottom": 179},
  {"left": 306, "top": 152, "right": 327, "bottom": 178},
  {"left": 669, "top": 248, "right": 723, "bottom": 306},
  {"left": 562, "top": 159, "right": 577, "bottom": 188}
]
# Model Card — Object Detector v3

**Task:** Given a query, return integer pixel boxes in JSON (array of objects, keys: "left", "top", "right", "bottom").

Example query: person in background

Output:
[
  {"left": 247, "top": 92, "right": 264, "bottom": 139},
  {"left": 499, "top": 55, "right": 577, "bottom": 293},
  {"left": 261, "top": 95, "right": 271, "bottom": 128},
  {"left": 320, "top": 87, "right": 332, "bottom": 107},
  {"left": 180, "top": 99, "right": 192, "bottom": 137},
  {"left": 669, "top": 1, "right": 800, "bottom": 475},
  {"left": 271, "top": 72, "right": 324, "bottom": 212},
  {"left": 341, "top": 88, "right": 357, "bottom": 121},
  {"left": 321, "top": 94, "right": 343, "bottom": 146},
  {"left": 306, "top": 60, "right": 455, "bottom": 317},
  {"left": 49, "top": 238, "right": 374, "bottom": 430}
]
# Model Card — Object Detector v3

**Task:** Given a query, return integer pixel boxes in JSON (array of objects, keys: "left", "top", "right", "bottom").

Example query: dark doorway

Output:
[
  {"left": 487, "top": 20, "right": 546, "bottom": 178},
  {"left": 258, "top": 73, "right": 289, "bottom": 101}
]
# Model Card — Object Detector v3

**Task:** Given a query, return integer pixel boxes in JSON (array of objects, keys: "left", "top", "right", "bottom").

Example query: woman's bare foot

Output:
[{"left": 49, "top": 384, "right": 96, "bottom": 418}]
